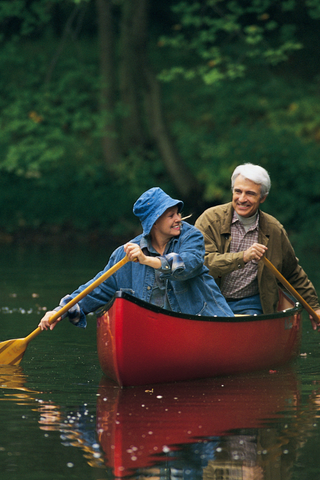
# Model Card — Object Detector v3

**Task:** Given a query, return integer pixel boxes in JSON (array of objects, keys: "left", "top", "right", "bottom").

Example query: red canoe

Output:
[{"left": 96, "top": 289, "right": 302, "bottom": 387}]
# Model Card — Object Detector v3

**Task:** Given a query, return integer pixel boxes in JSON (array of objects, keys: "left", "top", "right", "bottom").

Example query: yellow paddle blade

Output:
[{"left": 0, "top": 338, "right": 28, "bottom": 366}]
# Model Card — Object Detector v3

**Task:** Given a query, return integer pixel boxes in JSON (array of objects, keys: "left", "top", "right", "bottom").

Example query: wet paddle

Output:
[
  {"left": 262, "top": 256, "right": 319, "bottom": 324},
  {"left": 0, "top": 254, "right": 130, "bottom": 366}
]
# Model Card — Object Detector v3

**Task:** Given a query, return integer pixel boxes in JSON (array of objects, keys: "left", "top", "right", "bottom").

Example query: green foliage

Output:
[
  {"left": 159, "top": 0, "right": 303, "bottom": 84},
  {"left": 162, "top": 72, "right": 320, "bottom": 250},
  {"left": 0, "top": 167, "right": 141, "bottom": 240},
  {"left": 0, "top": 0, "right": 320, "bottom": 253},
  {"left": 0, "top": 33, "right": 150, "bottom": 240},
  {"left": 0, "top": 0, "right": 58, "bottom": 39},
  {"left": 306, "top": 0, "right": 320, "bottom": 19},
  {"left": 0, "top": 0, "right": 90, "bottom": 38},
  {"left": 0, "top": 39, "right": 101, "bottom": 178}
]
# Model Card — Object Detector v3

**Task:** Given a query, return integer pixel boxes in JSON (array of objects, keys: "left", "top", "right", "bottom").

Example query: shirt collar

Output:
[
  {"left": 140, "top": 235, "right": 173, "bottom": 254},
  {"left": 232, "top": 210, "right": 259, "bottom": 231}
]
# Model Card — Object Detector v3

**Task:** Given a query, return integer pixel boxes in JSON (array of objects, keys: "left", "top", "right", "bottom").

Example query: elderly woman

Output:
[{"left": 39, "top": 187, "right": 233, "bottom": 331}]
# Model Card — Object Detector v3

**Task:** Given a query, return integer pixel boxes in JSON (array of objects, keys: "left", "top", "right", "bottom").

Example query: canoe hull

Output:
[{"left": 96, "top": 290, "right": 302, "bottom": 386}]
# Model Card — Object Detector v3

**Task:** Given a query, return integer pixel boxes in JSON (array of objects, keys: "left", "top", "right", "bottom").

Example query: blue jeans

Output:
[{"left": 226, "top": 294, "right": 263, "bottom": 315}]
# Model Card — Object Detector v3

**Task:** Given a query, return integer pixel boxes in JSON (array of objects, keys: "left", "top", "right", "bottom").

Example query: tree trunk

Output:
[
  {"left": 117, "top": 0, "right": 198, "bottom": 197},
  {"left": 144, "top": 69, "right": 198, "bottom": 198},
  {"left": 96, "top": 0, "right": 121, "bottom": 166},
  {"left": 97, "top": 0, "right": 199, "bottom": 198},
  {"left": 118, "top": 0, "right": 149, "bottom": 149}
]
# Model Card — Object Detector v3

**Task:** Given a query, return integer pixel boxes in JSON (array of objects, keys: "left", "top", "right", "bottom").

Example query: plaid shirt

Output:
[{"left": 221, "top": 212, "right": 259, "bottom": 299}]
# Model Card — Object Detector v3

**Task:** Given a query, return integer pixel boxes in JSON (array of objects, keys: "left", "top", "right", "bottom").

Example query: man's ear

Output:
[{"left": 260, "top": 195, "right": 267, "bottom": 204}]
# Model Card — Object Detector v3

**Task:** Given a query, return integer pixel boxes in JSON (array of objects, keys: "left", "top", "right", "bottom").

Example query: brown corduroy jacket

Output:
[{"left": 195, "top": 202, "right": 320, "bottom": 314}]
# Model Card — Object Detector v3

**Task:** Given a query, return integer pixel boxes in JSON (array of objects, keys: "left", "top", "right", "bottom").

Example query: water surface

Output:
[{"left": 1, "top": 244, "right": 320, "bottom": 480}]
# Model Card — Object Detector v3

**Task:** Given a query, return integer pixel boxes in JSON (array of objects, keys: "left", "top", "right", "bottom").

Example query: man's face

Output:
[{"left": 232, "top": 175, "right": 266, "bottom": 218}]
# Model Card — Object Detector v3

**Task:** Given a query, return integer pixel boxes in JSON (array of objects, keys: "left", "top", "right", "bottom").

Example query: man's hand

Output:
[
  {"left": 309, "top": 309, "right": 320, "bottom": 331},
  {"left": 243, "top": 243, "right": 268, "bottom": 263}
]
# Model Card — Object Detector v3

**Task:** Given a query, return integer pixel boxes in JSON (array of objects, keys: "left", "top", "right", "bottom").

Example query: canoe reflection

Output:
[
  {"left": 3, "top": 365, "right": 319, "bottom": 479},
  {"left": 96, "top": 370, "right": 300, "bottom": 478}
]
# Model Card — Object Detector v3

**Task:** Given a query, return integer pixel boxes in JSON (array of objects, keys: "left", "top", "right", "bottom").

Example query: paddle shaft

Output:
[
  {"left": 262, "top": 256, "right": 319, "bottom": 323},
  {"left": 24, "top": 255, "right": 130, "bottom": 344}
]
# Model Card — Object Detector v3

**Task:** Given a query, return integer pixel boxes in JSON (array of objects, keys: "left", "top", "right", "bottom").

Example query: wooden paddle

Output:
[
  {"left": 0, "top": 254, "right": 130, "bottom": 366},
  {"left": 262, "top": 256, "right": 319, "bottom": 324}
]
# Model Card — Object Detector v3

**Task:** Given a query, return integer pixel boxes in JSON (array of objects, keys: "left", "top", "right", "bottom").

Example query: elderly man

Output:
[{"left": 195, "top": 163, "right": 320, "bottom": 327}]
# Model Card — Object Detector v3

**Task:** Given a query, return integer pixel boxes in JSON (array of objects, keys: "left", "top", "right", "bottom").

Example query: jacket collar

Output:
[{"left": 221, "top": 203, "right": 234, "bottom": 235}]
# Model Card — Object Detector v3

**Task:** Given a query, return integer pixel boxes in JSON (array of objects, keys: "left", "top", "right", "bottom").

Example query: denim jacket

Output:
[{"left": 57, "top": 222, "right": 234, "bottom": 327}]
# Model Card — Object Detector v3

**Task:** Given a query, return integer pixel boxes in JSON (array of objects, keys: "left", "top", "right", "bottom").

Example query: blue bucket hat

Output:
[{"left": 133, "top": 187, "right": 184, "bottom": 235}]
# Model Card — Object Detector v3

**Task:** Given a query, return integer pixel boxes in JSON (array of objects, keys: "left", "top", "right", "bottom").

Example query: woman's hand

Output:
[
  {"left": 124, "top": 243, "right": 161, "bottom": 269},
  {"left": 38, "top": 311, "right": 62, "bottom": 331},
  {"left": 124, "top": 242, "right": 146, "bottom": 263}
]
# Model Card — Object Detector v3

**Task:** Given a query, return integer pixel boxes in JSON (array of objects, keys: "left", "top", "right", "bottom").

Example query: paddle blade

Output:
[{"left": 0, "top": 338, "right": 28, "bottom": 365}]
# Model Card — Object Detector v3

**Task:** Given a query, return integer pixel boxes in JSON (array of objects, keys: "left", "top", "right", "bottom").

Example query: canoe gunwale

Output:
[{"left": 95, "top": 290, "right": 302, "bottom": 323}]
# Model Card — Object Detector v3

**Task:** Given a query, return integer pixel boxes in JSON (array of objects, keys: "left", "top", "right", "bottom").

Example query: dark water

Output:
[{"left": 1, "top": 244, "right": 320, "bottom": 480}]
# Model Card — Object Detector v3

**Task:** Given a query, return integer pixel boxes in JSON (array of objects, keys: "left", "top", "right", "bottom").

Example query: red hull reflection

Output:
[{"left": 96, "top": 370, "right": 298, "bottom": 477}]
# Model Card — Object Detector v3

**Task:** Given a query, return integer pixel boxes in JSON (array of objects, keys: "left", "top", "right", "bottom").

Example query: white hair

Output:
[{"left": 231, "top": 163, "right": 271, "bottom": 197}]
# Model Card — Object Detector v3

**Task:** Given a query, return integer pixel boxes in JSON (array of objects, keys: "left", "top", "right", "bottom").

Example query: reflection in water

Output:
[
  {"left": 0, "top": 365, "right": 105, "bottom": 469},
  {"left": 2, "top": 365, "right": 320, "bottom": 479},
  {"left": 96, "top": 370, "right": 302, "bottom": 479},
  {"left": 0, "top": 365, "right": 37, "bottom": 393},
  {"left": 38, "top": 403, "right": 105, "bottom": 469}
]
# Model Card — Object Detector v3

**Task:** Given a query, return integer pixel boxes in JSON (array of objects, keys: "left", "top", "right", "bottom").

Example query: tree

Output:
[
  {"left": 0, "top": 0, "right": 200, "bottom": 199},
  {"left": 1, "top": 0, "right": 320, "bottom": 246},
  {"left": 96, "top": 0, "right": 121, "bottom": 167},
  {"left": 158, "top": 0, "right": 305, "bottom": 85},
  {"left": 96, "top": 0, "right": 199, "bottom": 198}
]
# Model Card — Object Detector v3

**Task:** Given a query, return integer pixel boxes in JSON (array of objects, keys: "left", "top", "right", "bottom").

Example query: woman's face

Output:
[{"left": 152, "top": 206, "right": 181, "bottom": 239}]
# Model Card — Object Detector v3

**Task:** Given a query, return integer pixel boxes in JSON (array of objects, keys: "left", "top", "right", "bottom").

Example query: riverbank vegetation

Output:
[{"left": 1, "top": 0, "right": 320, "bottom": 250}]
